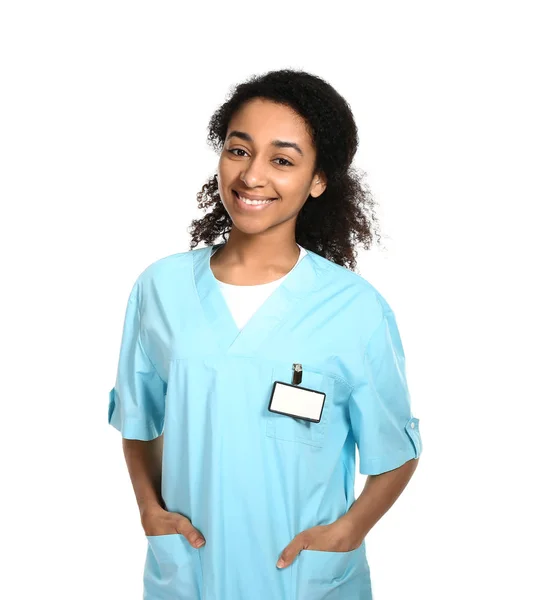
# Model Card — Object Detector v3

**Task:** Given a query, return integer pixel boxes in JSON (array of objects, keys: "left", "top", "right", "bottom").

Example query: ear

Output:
[{"left": 309, "top": 172, "right": 327, "bottom": 198}]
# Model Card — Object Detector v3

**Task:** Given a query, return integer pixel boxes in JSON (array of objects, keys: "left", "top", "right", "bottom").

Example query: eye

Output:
[
  {"left": 226, "top": 148, "right": 293, "bottom": 167},
  {"left": 227, "top": 148, "right": 249, "bottom": 157},
  {"left": 273, "top": 157, "right": 293, "bottom": 167}
]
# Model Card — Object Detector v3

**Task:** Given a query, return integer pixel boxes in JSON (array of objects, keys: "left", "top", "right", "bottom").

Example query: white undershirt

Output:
[{"left": 213, "top": 245, "right": 308, "bottom": 331}]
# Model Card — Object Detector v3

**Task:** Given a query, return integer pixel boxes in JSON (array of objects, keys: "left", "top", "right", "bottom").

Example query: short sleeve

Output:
[
  {"left": 107, "top": 281, "right": 166, "bottom": 440},
  {"left": 349, "top": 308, "right": 422, "bottom": 475}
]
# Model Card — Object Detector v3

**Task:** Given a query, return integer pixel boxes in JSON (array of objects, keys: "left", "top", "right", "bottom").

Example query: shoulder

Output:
[
  {"left": 139, "top": 247, "right": 199, "bottom": 280},
  {"left": 306, "top": 249, "right": 394, "bottom": 326},
  {"left": 127, "top": 246, "right": 205, "bottom": 301}
]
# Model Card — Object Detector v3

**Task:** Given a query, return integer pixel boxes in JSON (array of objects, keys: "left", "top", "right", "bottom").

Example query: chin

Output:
[{"left": 230, "top": 219, "right": 276, "bottom": 236}]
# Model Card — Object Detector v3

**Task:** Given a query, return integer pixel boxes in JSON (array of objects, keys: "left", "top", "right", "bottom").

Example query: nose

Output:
[{"left": 240, "top": 157, "right": 268, "bottom": 188}]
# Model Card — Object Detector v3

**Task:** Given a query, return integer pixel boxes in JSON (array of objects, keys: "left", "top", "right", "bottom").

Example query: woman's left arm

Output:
[
  {"left": 337, "top": 457, "right": 420, "bottom": 547},
  {"left": 275, "top": 457, "right": 420, "bottom": 568}
]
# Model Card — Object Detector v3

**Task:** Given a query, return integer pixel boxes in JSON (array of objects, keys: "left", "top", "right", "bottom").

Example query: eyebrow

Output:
[{"left": 226, "top": 130, "right": 304, "bottom": 157}]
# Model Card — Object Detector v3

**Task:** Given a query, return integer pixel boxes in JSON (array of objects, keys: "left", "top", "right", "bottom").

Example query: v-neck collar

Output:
[{"left": 192, "top": 243, "right": 323, "bottom": 355}]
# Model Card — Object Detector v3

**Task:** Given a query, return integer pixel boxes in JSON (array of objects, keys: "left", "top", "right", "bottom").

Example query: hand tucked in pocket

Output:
[
  {"left": 276, "top": 522, "right": 361, "bottom": 569},
  {"left": 142, "top": 506, "right": 206, "bottom": 548}
]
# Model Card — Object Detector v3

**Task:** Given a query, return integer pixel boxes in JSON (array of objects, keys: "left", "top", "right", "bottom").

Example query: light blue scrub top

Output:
[{"left": 108, "top": 243, "right": 423, "bottom": 600}]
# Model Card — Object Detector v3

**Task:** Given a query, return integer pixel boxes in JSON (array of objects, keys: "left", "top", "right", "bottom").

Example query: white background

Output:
[{"left": 1, "top": 1, "right": 531, "bottom": 598}]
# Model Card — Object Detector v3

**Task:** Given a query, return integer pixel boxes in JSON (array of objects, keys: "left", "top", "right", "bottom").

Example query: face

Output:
[{"left": 217, "top": 98, "right": 327, "bottom": 236}]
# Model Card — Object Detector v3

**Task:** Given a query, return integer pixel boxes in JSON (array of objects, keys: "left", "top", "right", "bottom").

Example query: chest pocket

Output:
[{"left": 266, "top": 364, "right": 335, "bottom": 448}]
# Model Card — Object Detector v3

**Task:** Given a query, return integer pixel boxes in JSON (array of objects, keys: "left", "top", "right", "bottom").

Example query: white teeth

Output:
[{"left": 237, "top": 193, "right": 274, "bottom": 205}]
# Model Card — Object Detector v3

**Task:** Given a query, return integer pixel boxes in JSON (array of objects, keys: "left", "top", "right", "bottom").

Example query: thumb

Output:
[
  {"left": 176, "top": 516, "right": 206, "bottom": 548},
  {"left": 276, "top": 541, "right": 303, "bottom": 569}
]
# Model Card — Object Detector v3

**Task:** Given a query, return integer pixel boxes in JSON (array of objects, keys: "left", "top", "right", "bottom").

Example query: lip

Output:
[
  {"left": 232, "top": 189, "right": 277, "bottom": 201},
  {"left": 232, "top": 189, "right": 278, "bottom": 212}
]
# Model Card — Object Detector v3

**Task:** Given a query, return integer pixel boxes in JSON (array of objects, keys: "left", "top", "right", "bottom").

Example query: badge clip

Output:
[{"left": 292, "top": 363, "right": 302, "bottom": 385}]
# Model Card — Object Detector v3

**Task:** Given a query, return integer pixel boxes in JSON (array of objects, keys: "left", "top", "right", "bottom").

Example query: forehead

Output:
[{"left": 227, "top": 98, "right": 313, "bottom": 149}]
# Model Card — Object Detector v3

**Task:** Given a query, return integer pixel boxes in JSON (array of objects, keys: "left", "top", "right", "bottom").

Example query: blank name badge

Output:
[{"left": 268, "top": 381, "right": 326, "bottom": 423}]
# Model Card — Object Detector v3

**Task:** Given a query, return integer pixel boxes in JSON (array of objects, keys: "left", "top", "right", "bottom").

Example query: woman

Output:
[{"left": 108, "top": 68, "right": 423, "bottom": 600}]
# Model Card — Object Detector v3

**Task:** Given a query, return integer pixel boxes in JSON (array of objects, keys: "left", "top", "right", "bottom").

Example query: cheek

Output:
[
  {"left": 217, "top": 155, "right": 237, "bottom": 178},
  {"left": 217, "top": 158, "right": 229, "bottom": 182},
  {"left": 275, "top": 175, "right": 311, "bottom": 203},
  {"left": 216, "top": 161, "right": 235, "bottom": 202}
]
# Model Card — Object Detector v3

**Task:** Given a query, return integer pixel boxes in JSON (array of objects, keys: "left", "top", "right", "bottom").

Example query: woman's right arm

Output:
[
  {"left": 122, "top": 436, "right": 165, "bottom": 520},
  {"left": 121, "top": 436, "right": 206, "bottom": 548}
]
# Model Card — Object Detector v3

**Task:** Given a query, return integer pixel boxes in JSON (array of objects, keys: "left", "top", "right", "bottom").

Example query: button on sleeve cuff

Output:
[{"left": 358, "top": 416, "right": 422, "bottom": 475}]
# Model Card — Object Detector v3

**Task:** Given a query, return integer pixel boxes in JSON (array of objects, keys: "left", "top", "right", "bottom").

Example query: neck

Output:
[{"left": 214, "top": 230, "right": 300, "bottom": 271}]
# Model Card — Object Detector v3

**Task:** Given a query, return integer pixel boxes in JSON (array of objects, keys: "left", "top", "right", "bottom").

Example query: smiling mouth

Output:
[{"left": 232, "top": 190, "right": 278, "bottom": 205}]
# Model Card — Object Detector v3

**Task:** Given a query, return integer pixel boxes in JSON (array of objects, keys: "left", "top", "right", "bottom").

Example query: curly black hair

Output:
[{"left": 187, "top": 68, "right": 382, "bottom": 272}]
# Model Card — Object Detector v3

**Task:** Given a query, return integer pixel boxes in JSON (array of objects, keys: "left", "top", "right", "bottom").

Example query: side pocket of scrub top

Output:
[
  {"left": 294, "top": 547, "right": 372, "bottom": 600},
  {"left": 266, "top": 364, "right": 334, "bottom": 448},
  {"left": 143, "top": 534, "right": 202, "bottom": 600}
]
